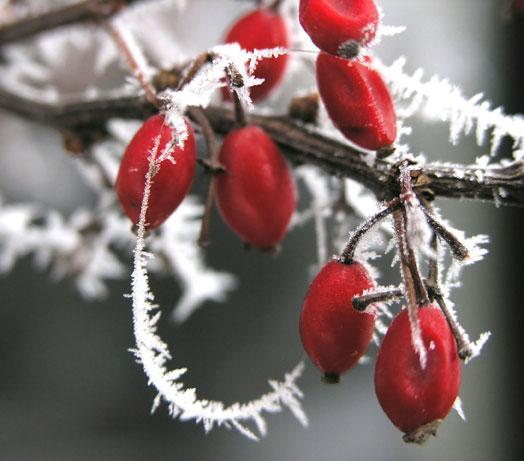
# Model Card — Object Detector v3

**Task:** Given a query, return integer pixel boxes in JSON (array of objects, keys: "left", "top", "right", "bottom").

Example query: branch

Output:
[
  {"left": 0, "top": 88, "right": 523, "bottom": 207},
  {"left": 0, "top": 0, "right": 138, "bottom": 45}
]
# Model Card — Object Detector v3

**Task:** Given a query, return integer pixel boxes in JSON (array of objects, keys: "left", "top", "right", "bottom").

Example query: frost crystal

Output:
[{"left": 377, "top": 57, "right": 524, "bottom": 160}]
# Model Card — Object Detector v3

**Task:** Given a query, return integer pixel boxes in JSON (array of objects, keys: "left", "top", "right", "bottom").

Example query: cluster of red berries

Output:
[
  {"left": 115, "top": 1, "right": 463, "bottom": 444},
  {"left": 300, "top": 0, "right": 397, "bottom": 153},
  {"left": 300, "top": 256, "right": 461, "bottom": 442},
  {"left": 115, "top": 4, "right": 296, "bottom": 250}
]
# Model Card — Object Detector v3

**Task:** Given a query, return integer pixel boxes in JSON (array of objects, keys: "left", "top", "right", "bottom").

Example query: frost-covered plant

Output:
[{"left": 0, "top": 0, "right": 522, "bottom": 444}]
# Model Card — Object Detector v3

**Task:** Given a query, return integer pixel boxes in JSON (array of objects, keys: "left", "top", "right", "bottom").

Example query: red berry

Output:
[
  {"left": 374, "top": 305, "right": 461, "bottom": 441},
  {"left": 316, "top": 52, "right": 397, "bottom": 151},
  {"left": 222, "top": 8, "right": 289, "bottom": 102},
  {"left": 115, "top": 114, "right": 196, "bottom": 229},
  {"left": 215, "top": 125, "right": 296, "bottom": 250},
  {"left": 299, "top": 260, "right": 376, "bottom": 382},
  {"left": 299, "top": 0, "right": 379, "bottom": 57}
]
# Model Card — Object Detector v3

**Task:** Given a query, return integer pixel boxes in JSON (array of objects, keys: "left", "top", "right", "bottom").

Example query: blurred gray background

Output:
[{"left": 1, "top": 1, "right": 523, "bottom": 460}]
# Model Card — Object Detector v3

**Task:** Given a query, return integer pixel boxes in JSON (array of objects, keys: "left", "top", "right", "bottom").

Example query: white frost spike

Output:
[
  {"left": 404, "top": 198, "right": 435, "bottom": 260},
  {"left": 453, "top": 397, "right": 466, "bottom": 422},
  {"left": 130, "top": 138, "right": 306, "bottom": 439},
  {"left": 407, "top": 304, "right": 427, "bottom": 370},
  {"left": 161, "top": 43, "right": 286, "bottom": 121},
  {"left": 466, "top": 331, "right": 492, "bottom": 363},
  {"left": 376, "top": 57, "right": 524, "bottom": 160},
  {"left": 295, "top": 167, "right": 332, "bottom": 267},
  {"left": 395, "top": 224, "right": 427, "bottom": 369}
]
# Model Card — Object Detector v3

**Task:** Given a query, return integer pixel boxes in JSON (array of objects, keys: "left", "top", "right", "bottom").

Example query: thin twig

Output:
[
  {"left": 422, "top": 208, "right": 469, "bottom": 260},
  {"left": 0, "top": 0, "right": 136, "bottom": 45},
  {"left": 423, "top": 200, "right": 473, "bottom": 361},
  {"left": 352, "top": 288, "right": 403, "bottom": 312},
  {"left": 338, "top": 197, "right": 400, "bottom": 264},
  {"left": 106, "top": 20, "right": 158, "bottom": 107},
  {"left": 0, "top": 88, "right": 523, "bottom": 208},
  {"left": 393, "top": 208, "right": 428, "bottom": 367},
  {"left": 187, "top": 106, "right": 223, "bottom": 247},
  {"left": 431, "top": 288, "right": 474, "bottom": 361},
  {"left": 268, "top": 0, "right": 284, "bottom": 12}
]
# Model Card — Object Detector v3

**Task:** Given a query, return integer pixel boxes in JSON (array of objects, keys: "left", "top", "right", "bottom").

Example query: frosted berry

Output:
[
  {"left": 299, "top": 260, "right": 376, "bottom": 382},
  {"left": 316, "top": 52, "right": 397, "bottom": 151},
  {"left": 115, "top": 114, "right": 196, "bottom": 229},
  {"left": 223, "top": 8, "right": 289, "bottom": 102},
  {"left": 374, "top": 305, "right": 461, "bottom": 443},
  {"left": 299, "top": 0, "right": 379, "bottom": 57},
  {"left": 215, "top": 125, "right": 296, "bottom": 250}
]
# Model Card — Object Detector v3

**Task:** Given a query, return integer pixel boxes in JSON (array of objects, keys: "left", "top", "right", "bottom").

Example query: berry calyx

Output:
[
  {"left": 115, "top": 114, "right": 196, "bottom": 229},
  {"left": 215, "top": 125, "right": 296, "bottom": 250},
  {"left": 299, "top": 259, "right": 376, "bottom": 382},
  {"left": 374, "top": 305, "right": 461, "bottom": 444},
  {"left": 316, "top": 52, "right": 397, "bottom": 151},
  {"left": 222, "top": 8, "right": 289, "bottom": 102},
  {"left": 299, "top": 0, "right": 379, "bottom": 57}
]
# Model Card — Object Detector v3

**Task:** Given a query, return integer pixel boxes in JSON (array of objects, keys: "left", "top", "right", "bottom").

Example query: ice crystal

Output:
[{"left": 377, "top": 57, "right": 524, "bottom": 160}]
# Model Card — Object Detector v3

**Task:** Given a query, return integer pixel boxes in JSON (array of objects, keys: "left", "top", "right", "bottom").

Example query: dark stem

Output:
[
  {"left": 106, "top": 21, "right": 158, "bottom": 108},
  {"left": 0, "top": 0, "right": 137, "bottom": 45},
  {"left": 423, "top": 200, "right": 473, "bottom": 361},
  {"left": 352, "top": 288, "right": 403, "bottom": 312},
  {"left": 176, "top": 52, "right": 214, "bottom": 90},
  {"left": 431, "top": 288, "right": 473, "bottom": 361},
  {"left": 231, "top": 90, "right": 247, "bottom": 127},
  {"left": 0, "top": 89, "right": 523, "bottom": 208},
  {"left": 421, "top": 208, "right": 469, "bottom": 260},
  {"left": 186, "top": 107, "right": 223, "bottom": 247},
  {"left": 268, "top": 0, "right": 284, "bottom": 12},
  {"left": 338, "top": 197, "right": 400, "bottom": 264},
  {"left": 393, "top": 209, "right": 429, "bottom": 308}
]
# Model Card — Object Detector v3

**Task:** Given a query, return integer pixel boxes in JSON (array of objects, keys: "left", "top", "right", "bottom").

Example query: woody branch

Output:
[{"left": 0, "top": 87, "right": 522, "bottom": 208}]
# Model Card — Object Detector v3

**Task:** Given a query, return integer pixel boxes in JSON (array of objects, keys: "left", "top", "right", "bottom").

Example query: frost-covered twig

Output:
[
  {"left": 2, "top": 86, "right": 522, "bottom": 207},
  {"left": 129, "top": 134, "right": 307, "bottom": 440},
  {"left": 0, "top": 0, "right": 140, "bottom": 45}
]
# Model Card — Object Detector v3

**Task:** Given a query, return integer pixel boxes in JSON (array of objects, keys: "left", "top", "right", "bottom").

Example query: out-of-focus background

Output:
[{"left": 1, "top": 1, "right": 523, "bottom": 460}]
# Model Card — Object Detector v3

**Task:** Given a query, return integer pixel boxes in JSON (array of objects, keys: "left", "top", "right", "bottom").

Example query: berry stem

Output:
[
  {"left": 393, "top": 208, "right": 428, "bottom": 367},
  {"left": 268, "top": 0, "right": 284, "bottom": 12},
  {"left": 187, "top": 106, "right": 223, "bottom": 247},
  {"left": 231, "top": 90, "right": 247, "bottom": 127},
  {"left": 338, "top": 197, "right": 400, "bottom": 264},
  {"left": 397, "top": 164, "right": 430, "bottom": 305},
  {"left": 176, "top": 52, "right": 214, "bottom": 90},
  {"left": 431, "top": 287, "right": 474, "bottom": 361},
  {"left": 352, "top": 287, "right": 403, "bottom": 312},
  {"left": 106, "top": 20, "right": 158, "bottom": 108},
  {"left": 421, "top": 207, "right": 469, "bottom": 260},
  {"left": 422, "top": 204, "right": 473, "bottom": 361}
]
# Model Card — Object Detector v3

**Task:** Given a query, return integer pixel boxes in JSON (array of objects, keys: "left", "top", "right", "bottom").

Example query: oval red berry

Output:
[
  {"left": 316, "top": 52, "right": 397, "bottom": 151},
  {"left": 299, "top": 260, "right": 376, "bottom": 380},
  {"left": 299, "top": 0, "right": 379, "bottom": 57},
  {"left": 223, "top": 8, "right": 289, "bottom": 102},
  {"left": 215, "top": 125, "right": 296, "bottom": 250},
  {"left": 115, "top": 114, "right": 196, "bottom": 229},
  {"left": 374, "top": 305, "right": 461, "bottom": 437}
]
